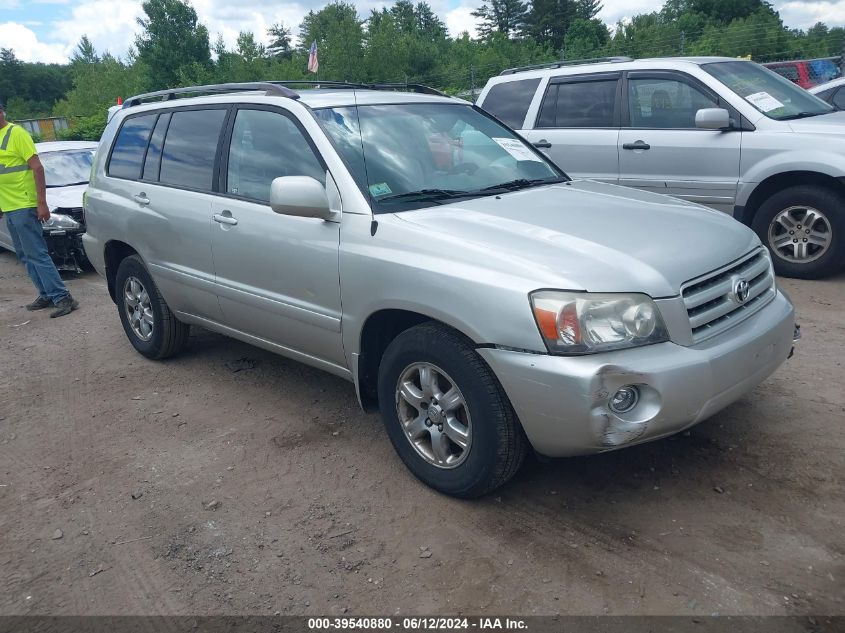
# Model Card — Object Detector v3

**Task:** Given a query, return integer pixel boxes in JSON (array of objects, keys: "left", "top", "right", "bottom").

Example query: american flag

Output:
[{"left": 307, "top": 40, "right": 319, "bottom": 74}]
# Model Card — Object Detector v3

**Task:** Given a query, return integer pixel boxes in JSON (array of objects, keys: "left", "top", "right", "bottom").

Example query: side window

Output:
[
  {"left": 538, "top": 79, "right": 617, "bottom": 128},
  {"left": 159, "top": 109, "right": 227, "bottom": 191},
  {"left": 833, "top": 88, "right": 845, "bottom": 110},
  {"left": 226, "top": 109, "right": 325, "bottom": 204},
  {"left": 142, "top": 113, "right": 170, "bottom": 181},
  {"left": 481, "top": 78, "right": 541, "bottom": 129},
  {"left": 108, "top": 114, "right": 156, "bottom": 180},
  {"left": 628, "top": 78, "right": 718, "bottom": 129}
]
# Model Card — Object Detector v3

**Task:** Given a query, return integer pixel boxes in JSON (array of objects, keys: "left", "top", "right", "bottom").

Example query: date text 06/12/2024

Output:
[{"left": 307, "top": 618, "right": 528, "bottom": 630}]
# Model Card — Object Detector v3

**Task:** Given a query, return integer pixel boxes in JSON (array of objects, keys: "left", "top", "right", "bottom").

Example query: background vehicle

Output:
[
  {"left": 83, "top": 82, "right": 794, "bottom": 497},
  {"left": 763, "top": 58, "right": 840, "bottom": 89},
  {"left": 0, "top": 141, "right": 97, "bottom": 272},
  {"left": 478, "top": 56, "right": 845, "bottom": 279},
  {"left": 810, "top": 77, "right": 845, "bottom": 110}
]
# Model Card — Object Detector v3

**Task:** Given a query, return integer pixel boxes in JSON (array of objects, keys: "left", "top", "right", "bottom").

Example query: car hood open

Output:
[{"left": 393, "top": 180, "right": 760, "bottom": 298}]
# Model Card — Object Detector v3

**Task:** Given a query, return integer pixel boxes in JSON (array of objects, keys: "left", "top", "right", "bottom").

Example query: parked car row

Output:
[{"left": 79, "top": 67, "right": 800, "bottom": 497}]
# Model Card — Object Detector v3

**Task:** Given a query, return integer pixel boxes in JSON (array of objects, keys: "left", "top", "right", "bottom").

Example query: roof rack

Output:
[
  {"left": 500, "top": 56, "right": 633, "bottom": 75},
  {"left": 122, "top": 80, "right": 450, "bottom": 109},
  {"left": 268, "top": 80, "right": 449, "bottom": 97},
  {"left": 122, "top": 82, "right": 300, "bottom": 108}
]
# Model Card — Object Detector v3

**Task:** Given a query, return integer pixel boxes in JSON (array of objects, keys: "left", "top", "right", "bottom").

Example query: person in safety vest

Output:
[{"left": 0, "top": 101, "right": 79, "bottom": 317}]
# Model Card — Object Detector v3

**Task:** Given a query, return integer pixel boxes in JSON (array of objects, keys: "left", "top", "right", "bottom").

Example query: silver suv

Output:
[
  {"left": 478, "top": 56, "right": 845, "bottom": 279},
  {"left": 84, "top": 82, "right": 796, "bottom": 497}
]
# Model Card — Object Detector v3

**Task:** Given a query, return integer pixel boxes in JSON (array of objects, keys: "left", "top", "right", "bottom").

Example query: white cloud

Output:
[
  {"left": 0, "top": 22, "right": 67, "bottom": 62},
  {"left": 598, "top": 0, "right": 662, "bottom": 25},
  {"left": 778, "top": 1, "right": 845, "bottom": 30},
  {"left": 50, "top": 0, "right": 143, "bottom": 61},
  {"left": 445, "top": 4, "right": 478, "bottom": 38}
]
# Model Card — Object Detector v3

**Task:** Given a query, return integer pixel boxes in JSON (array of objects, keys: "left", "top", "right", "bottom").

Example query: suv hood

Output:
[
  {"left": 394, "top": 180, "right": 759, "bottom": 298},
  {"left": 787, "top": 110, "right": 845, "bottom": 134}
]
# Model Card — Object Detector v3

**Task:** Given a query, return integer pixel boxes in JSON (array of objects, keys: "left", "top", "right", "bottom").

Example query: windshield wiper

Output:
[
  {"left": 46, "top": 181, "right": 88, "bottom": 188},
  {"left": 377, "top": 188, "right": 473, "bottom": 204},
  {"left": 478, "top": 177, "right": 567, "bottom": 193},
  {"left": 779, "top": 111, "right": 826, "bottom": 121}
]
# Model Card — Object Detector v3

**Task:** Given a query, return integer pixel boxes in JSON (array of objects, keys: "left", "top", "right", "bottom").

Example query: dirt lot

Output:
[{"left": 0, "top": 249, "right": 843, "bottom": 617}]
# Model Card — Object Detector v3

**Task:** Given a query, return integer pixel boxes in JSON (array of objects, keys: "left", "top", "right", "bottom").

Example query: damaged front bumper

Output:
[{"left": 478, "top": 290, "right": 796, "bottom": 457}]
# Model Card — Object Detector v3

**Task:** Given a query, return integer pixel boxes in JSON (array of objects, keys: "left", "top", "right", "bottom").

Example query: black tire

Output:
[
  {"left": 115, "top": 255, "right": 189, "bottom": 359},
  {"left": 377, "top": 322, "right": 528, "bottom": 498},
  {"left": 752, "top": 185, "right": 845, "bottom": 279}
]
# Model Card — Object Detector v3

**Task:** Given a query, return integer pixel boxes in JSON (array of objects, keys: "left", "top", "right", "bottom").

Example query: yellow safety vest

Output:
[{"left": 0, "top": 123, "right": 38, "bottom": 213}]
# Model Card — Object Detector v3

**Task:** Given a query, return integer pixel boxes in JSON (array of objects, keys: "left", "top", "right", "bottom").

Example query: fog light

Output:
[{"left": 609, "top": 386, "right": 639, "bottom": 414}]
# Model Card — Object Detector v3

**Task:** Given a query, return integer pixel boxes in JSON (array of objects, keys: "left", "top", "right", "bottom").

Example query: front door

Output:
[
  {"left": 618, "top": 72, "right": 742, "bottom": 213},
  {"left": 210, "top": 106, "right": 345, "bottom": 368}
]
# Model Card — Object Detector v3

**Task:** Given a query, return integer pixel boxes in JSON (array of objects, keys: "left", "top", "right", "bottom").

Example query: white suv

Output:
[{"left": 478, "top": 56, "right": 845, "bottom": 279}]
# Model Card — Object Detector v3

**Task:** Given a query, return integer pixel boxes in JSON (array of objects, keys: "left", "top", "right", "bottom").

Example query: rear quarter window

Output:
[
  {"left": 481, "top": 78, "right": 541, "bottom": 129},
  {"left": 107, "top": 114, "right": 157, "bottom": 180}
]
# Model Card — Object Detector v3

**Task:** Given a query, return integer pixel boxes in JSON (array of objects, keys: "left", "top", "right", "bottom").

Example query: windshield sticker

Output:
[
  {"left": 368, "top": 182, "right": 393, "bottom": 197},
  {"left": 746, "top": 91, "right": 784, "bottom": 112},
  {"left": 492, "top": 138, "right": 543, "bottom": 162}
]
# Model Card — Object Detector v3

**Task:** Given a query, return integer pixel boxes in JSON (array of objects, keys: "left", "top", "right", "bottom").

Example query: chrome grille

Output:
[{"left": 682, "top": 249, "right": 776, "bottom": 343}]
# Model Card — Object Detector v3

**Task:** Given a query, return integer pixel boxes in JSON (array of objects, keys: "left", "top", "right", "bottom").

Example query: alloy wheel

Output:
[
  {"left": 123, "top": 276, "right": 154, "bottom": 341},
  {"left": 395, "top": 362, "right": 472, "bottom": 469},
  {"left": 768, "top": 205, "right": 832, "bottom": 264}
]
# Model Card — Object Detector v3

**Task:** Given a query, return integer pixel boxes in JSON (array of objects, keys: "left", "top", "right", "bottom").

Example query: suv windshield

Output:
[
  {"left": 703, "top": 61, "right": 833, "bottom": 121},
  {"left": 314, "top": 102, "right": 565, "bottom": 212},
  {"left": 41, "top": 149, "right": 96, "bottom": 187}
]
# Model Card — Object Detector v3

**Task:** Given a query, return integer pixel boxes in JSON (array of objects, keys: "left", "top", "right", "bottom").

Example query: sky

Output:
[{"left": 2, "top": 0, "right": 844, "bottom": 64}]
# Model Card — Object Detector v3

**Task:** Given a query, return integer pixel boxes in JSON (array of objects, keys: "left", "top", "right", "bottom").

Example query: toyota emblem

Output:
[{"left": 730, "top": 277, "right": 750, "bottom": 304}]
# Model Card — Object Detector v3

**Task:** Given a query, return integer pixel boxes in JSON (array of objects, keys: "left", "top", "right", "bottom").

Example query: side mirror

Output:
[
  {"left": 695, "top": 108, "right": 731, "bottom": 130},
  {"left": 269, "top": 176, "right": 332, "bottom": 219}
]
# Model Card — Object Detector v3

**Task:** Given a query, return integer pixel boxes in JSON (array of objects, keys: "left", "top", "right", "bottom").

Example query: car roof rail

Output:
[
  {"left": 268, "top": 80, "right": 449, "bottom": 97},
  {"left": 500, "top": 56, "right": 634, "bottom": 76},
  {"left": 122, "top": 82, "right": 300, "bottom": 108}
]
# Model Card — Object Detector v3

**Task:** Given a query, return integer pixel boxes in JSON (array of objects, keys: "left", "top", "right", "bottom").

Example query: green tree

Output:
[
  {"left": 135, "top": 0, "right": 211, "bottom": 90},
  {"left": 472, "top": 0, "right": 529, "bottom": 39},
  {"left": 72, "top": 36, "right": 99, "bottom": 64},
  {"left": 267, "top": 23, "right": 293, "bottom": 58},
  {"left": 298, "top": 1, "right": 365, "bottom": 81}
]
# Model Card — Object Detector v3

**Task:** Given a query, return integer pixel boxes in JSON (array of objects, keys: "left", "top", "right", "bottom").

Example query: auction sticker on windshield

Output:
[
  {"left": 369, "top": 182, "right": 393, "bottom": 197},
  {"left": 492, "top": 138, "right": 543, "bottom": 162},
  {"left": 745, "top": 91, "right": 784, "bottom": 112}
]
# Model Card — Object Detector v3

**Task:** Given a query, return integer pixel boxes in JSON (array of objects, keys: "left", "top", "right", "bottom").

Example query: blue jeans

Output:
[{"left": 4, "top": 207, "right": 69, "bottom": 304}]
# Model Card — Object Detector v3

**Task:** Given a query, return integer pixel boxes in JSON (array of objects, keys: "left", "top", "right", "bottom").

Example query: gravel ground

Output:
[{"left": 0, "top": 249, "right": 843, "bottom": 617}]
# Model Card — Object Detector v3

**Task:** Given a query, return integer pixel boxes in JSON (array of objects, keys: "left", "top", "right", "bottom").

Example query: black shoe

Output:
[
  {"left": 26, "top": 296, "right": 52, "bottom": 311},
  {"left": 50, "top": 295, "right": 79, "bottom": 318}
]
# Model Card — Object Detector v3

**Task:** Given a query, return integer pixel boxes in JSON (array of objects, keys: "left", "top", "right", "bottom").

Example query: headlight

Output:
[
  {"left": 530, "top": 291, "right": 669, "bottom": 354},
  {"left": 43, "top": 212, "right": 81, "bottom": 231}
]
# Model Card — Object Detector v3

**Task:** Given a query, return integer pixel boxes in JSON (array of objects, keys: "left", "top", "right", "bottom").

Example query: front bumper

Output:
[{"left": 479, "top": 290, "right": 795, "bottom": 457}]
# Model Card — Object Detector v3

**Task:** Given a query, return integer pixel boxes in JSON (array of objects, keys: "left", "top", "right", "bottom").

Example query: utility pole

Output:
[
  {"left": 470, "top": 65, "right": 476, "bottom": 101},
  {"left": 680, "top": 30, "right": 686, "bottom": 56}
]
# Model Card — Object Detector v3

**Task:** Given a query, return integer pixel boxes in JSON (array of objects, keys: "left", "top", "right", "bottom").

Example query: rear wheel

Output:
[
  {"left": 115, "top": 255, "right": 189, "bottom": 359},
  {"left": 377, "top": 322, "right": 527, "bottom": 498},
  {"left": 752, "top": 185, "right": 845, "bottom": 279}
]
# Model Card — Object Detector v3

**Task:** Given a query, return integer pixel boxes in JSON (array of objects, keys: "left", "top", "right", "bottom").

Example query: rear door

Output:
[
  {"left": 618, "top": 71, "right": 742, "bottom": 213},
  {"left": 521, "top": 72, "right": 621, "bottom": 184},
  {"left": 209, "top": 105, "right": 345, "bottom": 368}
]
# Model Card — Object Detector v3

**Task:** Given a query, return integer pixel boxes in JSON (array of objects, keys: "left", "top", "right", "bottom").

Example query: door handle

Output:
[
  {"left": 213, "top": 212, "right": 238, "bottom": 226},
  {"left": 622, "top": 141, "right": 651, "bottom": 150},
  {"left": 133, "top": 193, "right": 150, "bottom": 206},
  {"left": 533, "top": 139, "right": 552, "bottom": 149}
]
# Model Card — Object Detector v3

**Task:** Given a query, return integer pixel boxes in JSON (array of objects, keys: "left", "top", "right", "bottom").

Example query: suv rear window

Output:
[
  {"left": 108, "top": 114, "right": 157, "bottom": 180},
  {"left": 159, "top": 109, "right": 227, "bottom": 191},
  {"left": 482, "top": 78, "right": 540, "bottom": 129}
]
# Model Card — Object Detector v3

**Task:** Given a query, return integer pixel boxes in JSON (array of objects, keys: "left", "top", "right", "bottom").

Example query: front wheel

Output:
[
  {"left": 115, "top": 255, "right": 189, "bottom": 359},
  {"left": 752, "top": 185, "right": 845, "bottom": 279},
  {"left": 377, "top": 322, "right": 527, "bottom": 498}
]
